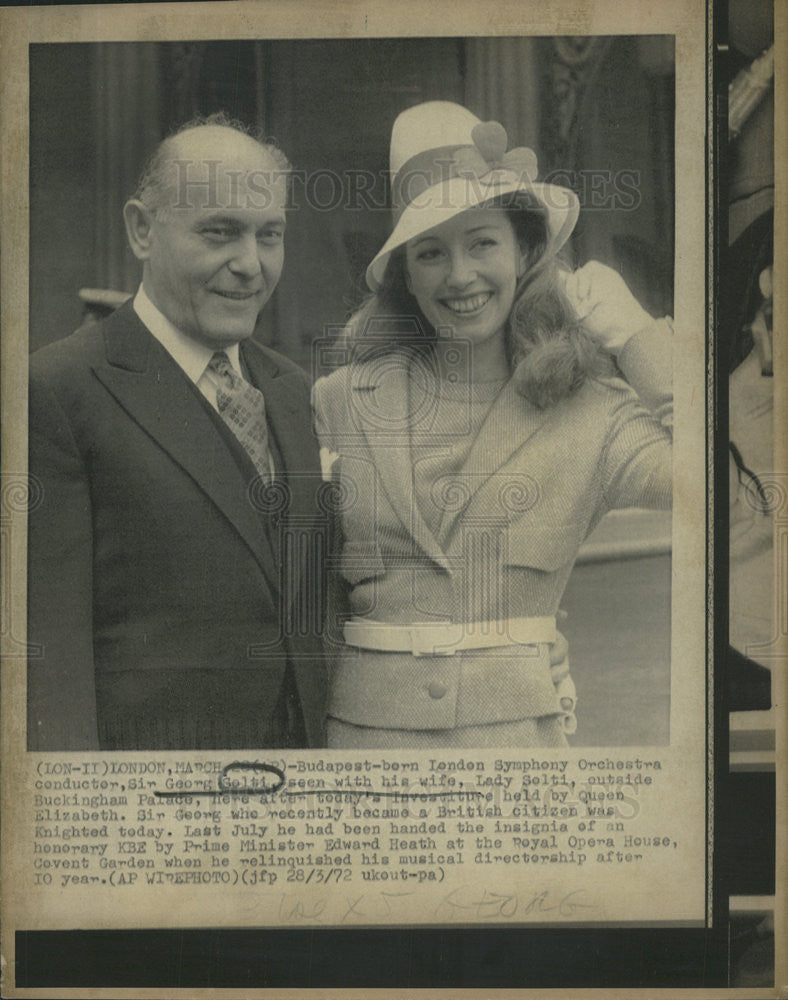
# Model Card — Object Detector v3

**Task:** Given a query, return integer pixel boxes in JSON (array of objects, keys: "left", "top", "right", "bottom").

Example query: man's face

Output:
[{"left": 141, "top": 134, "right": 287, "bottom": 349}]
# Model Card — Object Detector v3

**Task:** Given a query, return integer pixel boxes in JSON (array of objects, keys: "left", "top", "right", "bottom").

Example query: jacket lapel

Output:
[
  {"left": 242, "top": 341, "right": 327, "bottom": 635},
  {"left": 437, "top": 377, "right": 549, "bottom": 542},
  {"left": 353, "top": 352, "right": 450, "bottom": 571},
  {"left": 241, "top": 340, "right": 322, "bottom": 521},
  {"left": 92, "top": 305, "right": 279, "bottom": 590}
]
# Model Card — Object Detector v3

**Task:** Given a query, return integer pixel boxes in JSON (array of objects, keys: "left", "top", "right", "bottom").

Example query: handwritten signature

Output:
[
  {"left": 274, "top": 886, "right": 596, "bottom": 924},
  {"left": 435, "top": 886, "right": 597, "bottom": 920}
]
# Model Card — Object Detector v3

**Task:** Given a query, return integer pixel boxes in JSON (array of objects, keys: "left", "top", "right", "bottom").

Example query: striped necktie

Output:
[{"left": 208, "top": 351, "right": 273, "bottom": 484}]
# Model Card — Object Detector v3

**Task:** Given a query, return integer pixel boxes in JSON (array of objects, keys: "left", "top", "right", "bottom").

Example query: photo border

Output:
[{"left": 1, "top": 0, "right": 784, "bottom": 995}]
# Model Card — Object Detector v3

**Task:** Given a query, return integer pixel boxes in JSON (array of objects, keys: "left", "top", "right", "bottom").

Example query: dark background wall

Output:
[{"left": 30, "top": 44, "right": 98, "bottom": 343}]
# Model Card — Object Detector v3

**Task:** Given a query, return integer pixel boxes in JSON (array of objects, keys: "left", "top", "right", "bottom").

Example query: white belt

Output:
[{"left": 343, "top": 616, "right": 556, "bottom": 657}]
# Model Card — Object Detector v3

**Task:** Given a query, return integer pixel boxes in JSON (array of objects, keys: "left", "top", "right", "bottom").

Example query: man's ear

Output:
[
  {"left": 404, "top": 267, "right": 413, "bottom": 293},
  {"left": 123, "top": 199, "right": 156, "bottom": 261},
  {"left": 517, "top": 247, "right": 528, "bottom": 279}
]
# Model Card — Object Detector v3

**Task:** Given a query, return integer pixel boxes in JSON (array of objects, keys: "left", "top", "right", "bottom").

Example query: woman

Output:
[{"left": 313, "top": 101, "right": 672, "bottom": 748}]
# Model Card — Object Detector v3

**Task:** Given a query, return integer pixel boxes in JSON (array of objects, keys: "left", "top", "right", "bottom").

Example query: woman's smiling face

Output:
[{"left": 404, "top": 206, "right": 526, "bottom": 348}]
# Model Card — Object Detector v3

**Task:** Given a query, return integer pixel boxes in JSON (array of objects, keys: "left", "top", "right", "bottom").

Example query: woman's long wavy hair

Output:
[{"left": 343, "top": 192, "right": 611, "bottom": 409}]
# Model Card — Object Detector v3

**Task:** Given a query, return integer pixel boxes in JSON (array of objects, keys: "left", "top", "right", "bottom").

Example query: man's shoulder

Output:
[
  {"left": 31, "top": 322, "right": 106, "bottom": 386},
  {"left": 244, "top": 338, "right": 311, "bottom": 390},
  {"left": 30, "top": 303, "right": 139, "bottom": 381}
]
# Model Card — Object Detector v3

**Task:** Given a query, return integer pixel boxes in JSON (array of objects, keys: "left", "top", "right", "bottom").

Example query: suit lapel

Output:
[
  {"left": 92, "top": 305, "right": 279, "bottom": 590},
  {"left": 243, "top": 344, "right": 312, "bottom": 479},
  {"left": 437, "top": 377, "right": 549, "bottom": 542},
  {"left": 353, "top": 352, "right": 450, "bottom": 571},
  {"left": 241, "top": 340, "right": 322, "bottom": 523},
  {"left": 242, "top": 341, "right": 328, "bottom": 645}
]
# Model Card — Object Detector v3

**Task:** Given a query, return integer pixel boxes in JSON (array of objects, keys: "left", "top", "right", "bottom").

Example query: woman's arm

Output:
[
  {"left": 615, "top": 317, "right": 673, "bottom": 431},
  {"left": 564, "top": 262, "right": 673, "bottom": 509}
]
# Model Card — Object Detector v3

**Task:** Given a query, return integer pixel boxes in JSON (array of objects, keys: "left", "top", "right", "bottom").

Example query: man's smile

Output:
[{"left": 212, "top": 289, "right": 260, "bottom": 301}]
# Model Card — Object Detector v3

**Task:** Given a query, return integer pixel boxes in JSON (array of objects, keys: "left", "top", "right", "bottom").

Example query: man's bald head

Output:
[{"left": 134, "top": 113, "right": 290, "bottom": 216}]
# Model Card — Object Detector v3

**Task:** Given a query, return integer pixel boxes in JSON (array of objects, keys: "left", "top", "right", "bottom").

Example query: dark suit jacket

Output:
[{"left": 28, "top": 302, "right": 328, "bottom": 750}]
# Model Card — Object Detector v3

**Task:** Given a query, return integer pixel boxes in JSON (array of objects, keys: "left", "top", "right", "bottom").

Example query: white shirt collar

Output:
[{"left": 133, "top": 284, "right": 242, "bottom": 382}]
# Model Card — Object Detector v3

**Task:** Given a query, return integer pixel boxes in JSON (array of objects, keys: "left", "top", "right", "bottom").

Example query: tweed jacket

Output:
[
  {"left": 28, "top": 302, "right": 328, "bottom": 750},
  {"left": 312, "top": 322, "right": 672, "bottom": 731}
]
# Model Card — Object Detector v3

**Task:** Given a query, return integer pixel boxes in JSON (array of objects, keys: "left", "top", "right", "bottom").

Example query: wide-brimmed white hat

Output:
[{"left": 366, "top": 101, "right": 580, "bottom": 291}]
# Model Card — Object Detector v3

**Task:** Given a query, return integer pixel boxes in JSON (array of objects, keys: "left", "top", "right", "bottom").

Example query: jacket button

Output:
[{"left": 428, "top": 681, "right": 448, "bottom": 700}]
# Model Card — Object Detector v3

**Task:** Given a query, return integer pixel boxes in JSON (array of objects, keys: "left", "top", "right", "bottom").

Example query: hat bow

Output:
[{"left": 452, "top": 121, "right": 539, "bottom": 188}]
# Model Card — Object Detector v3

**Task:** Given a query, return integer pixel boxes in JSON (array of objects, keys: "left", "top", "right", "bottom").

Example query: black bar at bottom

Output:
[{"left": 16, "top": 926, "right": 727, "bottom": 989}]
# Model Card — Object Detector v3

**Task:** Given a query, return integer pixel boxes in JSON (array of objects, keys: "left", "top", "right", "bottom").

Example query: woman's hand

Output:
[
  {"left": 562, "top": 261, "right": 654, "bottom": 354},
  {"left": 549, "top": 630, "right": 577, "bottom": 734}
]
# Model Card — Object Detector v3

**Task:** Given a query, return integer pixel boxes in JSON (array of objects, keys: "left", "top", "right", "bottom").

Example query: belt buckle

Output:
[{"left": 410, "top": 626, "right": 455, "bottom": 658}]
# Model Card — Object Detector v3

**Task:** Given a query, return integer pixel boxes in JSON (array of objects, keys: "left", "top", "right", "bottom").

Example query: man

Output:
[{"left": 27, "top": 116, "right": 328, "bottom": 750}]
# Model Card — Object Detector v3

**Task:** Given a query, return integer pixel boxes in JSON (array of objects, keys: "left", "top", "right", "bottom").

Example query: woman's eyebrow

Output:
[
  {"left": 410, "top": 234, "right": 438, "bottom": 248},
  {"left": 411, "top": 224, "right": 500, "bottom": 247}
]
